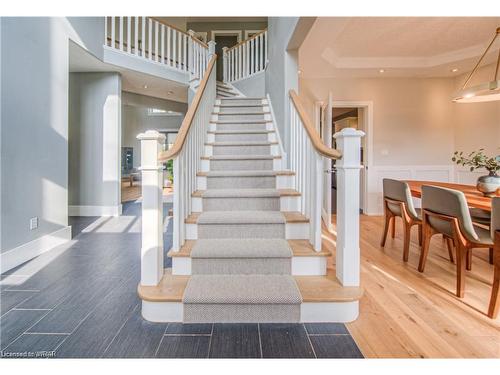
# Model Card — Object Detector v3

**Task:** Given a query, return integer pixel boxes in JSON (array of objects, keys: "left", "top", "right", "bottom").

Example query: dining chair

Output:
[
  {"left": 469, "top": 208, "right": 494, "bottom": 265},
  {"left": 419, "top": 185, "right": 494, "bottom": 298},
  {"left": 487, "top": 197, "right": 499, "bottom": 318},
  {"left": 380, "top": 179, "right": 422, "bottom": 262}
]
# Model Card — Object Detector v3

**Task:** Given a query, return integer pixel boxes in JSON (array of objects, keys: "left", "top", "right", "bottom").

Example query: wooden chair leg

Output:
[
  {"left": 488, "top": 241, "right": 499, "bottom": 318},
  {"left": 456, "top": 244, "right": 467, "bottom": 298},
  {"left": 403, "top": 222, "right": 411, "bottom": 262},
  {"left": 466, "top": 249, "right": 472, "bottom": 271},
  {"left": 390, "top": 216, "right": 396, "bottom": 238},
  {"left": 446, "top": 237, "right": 455, "bottom": 264},
  {"left": 418, "top": 224, "right": 422, "bottom": 246},
  {"left": 418, "top": 225, "right": 432, "bottom": 272},
  {"left": 489, "top": 247, "right": 494, "bottom": 265},
  {"left": 380, "top": 212, "right": 390, "bottom": 247}
]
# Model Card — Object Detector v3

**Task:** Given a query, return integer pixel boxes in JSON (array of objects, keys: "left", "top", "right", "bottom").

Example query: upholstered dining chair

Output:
[
  {"left": 487, "top": 197, "right": 499, "bottom": 318},
  {"left": 419, "top": 185, "right": 494, "bottom": 298},
  {"left": 380, "top": 179, "right": 422, "bottom": 262},
  {"left": 469, "top": 208, "right": 494, "bottom": 265}
]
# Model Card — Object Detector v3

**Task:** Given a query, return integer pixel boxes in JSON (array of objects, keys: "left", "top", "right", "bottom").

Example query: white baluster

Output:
[
  {"left": 148, "top": 19, "right": 152, "bottom": 60},
  {"left": 104, "top": 17, "right": 108, "bottom": 46},
  {"left": 259, "top": 33, "right": 264, "bottom": 71},
  {"left": 141, "top": 17, "right": 146, "bottom": 57},
  {"left": 264, "top": 31, "right": 268, "bottom": 66},
  {"left": 134, "top": 17, "right": 139, "bottom": 55},
  {"left": 161, "top": 25, "right": 165, "bottom": 64},
  {"left": 172, "top": 29, "right": 177, "bottom": 68},
  {"left": 111, "top": 17, "right": 116, "bottom": 49},
  {"left": 177, "top": 31, "right": 182, "bottom": 70},
  {"left": 137, "top": 130, "right": 166, "bottom": 285},
  {"left": 183, "top": 34, "right": 187, "bottom": 71},
  {"left": 167, "top": 27, "right": 171, "bottom": 66},
  {"left": 222, "top": 47, "right": 228, "bottom": 82},
  {"left": 119, "top": 16, "right": 123, "bottom": 51},
  {"left": 154, "top": 21, "right": 159, "bottom": 62},
  {"left": 333, "top": 128, "right": 364, "bottom": 286},
  {"left": 127, "top": 17, "right": 131, "bottom": 53}
]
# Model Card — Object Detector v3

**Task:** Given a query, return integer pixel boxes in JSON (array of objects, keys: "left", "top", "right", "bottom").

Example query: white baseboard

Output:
[
  {"left": 1, "top": 226, "right": 72, "bottom": 273},
  {"left": 68, "top": 204, "right": 122, "bottom": 217}
]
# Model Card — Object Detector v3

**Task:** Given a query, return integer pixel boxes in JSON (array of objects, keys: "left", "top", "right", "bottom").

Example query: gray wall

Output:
[
  {"left": 232, "top": 72, "right": 266, "bottom": 97},
  {"left": 1, "top": 17, "right": 103, "bottom": 252},
  {"left": 68, "top": 72, "right": 122, "bottom": 209},
  {"left": 265, "top": 17, "right": 299, "bottom": 165}
]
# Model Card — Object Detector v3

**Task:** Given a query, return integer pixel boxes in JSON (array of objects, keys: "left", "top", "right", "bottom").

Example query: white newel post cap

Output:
[
  {"left": 137, "top": 130, "right": 165, "bottom": 171},
  {"left": 137, "top": 130, "right": 166, "bottom": 142},
  {"left": 333, "top": 128, "right": 365, "bottom": 167},
  {"left": 208, "top": 40, "right": 216, "bottom": 57}
]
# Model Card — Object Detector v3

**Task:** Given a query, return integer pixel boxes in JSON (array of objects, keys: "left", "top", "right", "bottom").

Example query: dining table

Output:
[
  {"left": 405, "top": 180, "right": 499, "bottom": 318},
  {"left": 405, "top": 180, "right": 497, "bottom": 212}
]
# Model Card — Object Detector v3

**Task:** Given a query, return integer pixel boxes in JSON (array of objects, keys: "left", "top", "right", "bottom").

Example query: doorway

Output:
[{"left": 213, "top": 33, "right": 240, "bottom": 81}]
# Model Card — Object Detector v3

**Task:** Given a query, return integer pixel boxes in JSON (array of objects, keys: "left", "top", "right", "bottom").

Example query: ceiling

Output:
[
  {"left": 300, "top": 17, "right": 500, "bottom": 78},
  {"left": 69, "top": 42, "right": 188, "bottom": 103}
]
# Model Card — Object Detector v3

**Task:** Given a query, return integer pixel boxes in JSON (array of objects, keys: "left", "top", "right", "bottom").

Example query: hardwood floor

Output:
[
  {"left": 332, "top": 215, "right": 500, "bottom": 358},
  {"left": 121, "top": 181, "right": 173, "bottom": 203}
]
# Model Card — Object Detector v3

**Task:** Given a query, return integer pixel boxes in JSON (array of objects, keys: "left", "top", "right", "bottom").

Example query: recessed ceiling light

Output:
[
  {"left": 143, "top": 85, "right": 148, "bottom": 89},
  {"left": 451, "top": 68, "right": 459, "bottom": 73},
  {"left": 379, "top": 69, "right": 385, "bottom": 73},
  {"left": 297, "top": 70, "right": 302, "bottom": 74}
]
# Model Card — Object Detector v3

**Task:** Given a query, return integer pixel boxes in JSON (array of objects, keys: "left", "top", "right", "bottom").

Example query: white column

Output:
[
  {"left": 137, "top": 130, "right": 166, "bottom": 286},
  {"left": 333, "top": 128, "right": 364, "bottom": 287}
]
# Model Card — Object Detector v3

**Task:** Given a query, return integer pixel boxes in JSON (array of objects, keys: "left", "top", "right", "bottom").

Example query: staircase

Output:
[
  {"left": 138, "top": 96, "right": 363, "bottom": 323},
  {"left": 216, "top": 81, "right": 241, "bottom": 98}
]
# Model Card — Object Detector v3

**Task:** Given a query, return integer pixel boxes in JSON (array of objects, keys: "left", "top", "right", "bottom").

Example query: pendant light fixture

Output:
[{"left": 453, "top": 27, "right": 500, "bottom": 103}]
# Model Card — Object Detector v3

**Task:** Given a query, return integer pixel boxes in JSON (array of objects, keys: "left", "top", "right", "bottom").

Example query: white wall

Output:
[
  {"left": 1, "top": 17, "right": 103, "bottom": 260},
  {"left": 232, "top": 71, "right": 266, "bottom": 97},
  {"left": 68, "top": 72, "right": 122, "bottom": 216}
]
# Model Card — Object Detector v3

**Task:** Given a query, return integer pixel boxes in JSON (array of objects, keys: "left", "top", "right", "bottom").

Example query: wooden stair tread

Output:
[
  {"left": 185, "top": 211, "right": 308, "bottom": 224},
  {"left": 295, "top": 270, "right": 364, "bottom": 302},
  {"left": 168, "top": 239, "right": 331, "bottom": 258},
  {"left": 288, "top": 240, "right": 331, "bottom": 257},
  {"left": 137, "top": 269, "right": 188, "bottom": 302},
  {"left": 138, "top": 270, "right": 363, "bottom": 303}
]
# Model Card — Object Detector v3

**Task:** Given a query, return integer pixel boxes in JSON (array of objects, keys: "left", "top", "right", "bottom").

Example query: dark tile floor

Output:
[{"left": 0, "top": 202, "right": 363, "bottom": 359}]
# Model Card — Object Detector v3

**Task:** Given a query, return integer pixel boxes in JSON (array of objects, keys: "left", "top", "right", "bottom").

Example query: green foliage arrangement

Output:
[{"left": 452, "top": 149, "right": 500, "bottom": 174}]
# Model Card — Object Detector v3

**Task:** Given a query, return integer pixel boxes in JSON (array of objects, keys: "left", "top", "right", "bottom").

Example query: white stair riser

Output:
[
  {"left": 214, "top": 105, "right": 270, "bottom": 114},
  {"left": 219, "top": 99, "right": 267, "bottom": 106},
  {"left": 185, "top": 222, "right": 309, "bottom": 240},
  {"left": 276, "top": 175, "right": 294, "bottom": 189},
  {"left": 142, "top": 300, "right": 359, "bottom": 323},
  {"left": 191, "top": 195, "right": 300, "bottom": 212},
  {"left": 211, "top": 113, "right": 270, "bottom": 122},
  {"left": 172, "top": 256, "right": 327, "bottom": 276}
]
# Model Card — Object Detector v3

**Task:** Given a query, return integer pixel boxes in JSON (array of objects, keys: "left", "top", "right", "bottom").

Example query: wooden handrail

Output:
[
  {"left": 227, "top": 28, "right": 267, "bottom": 52},
  {"left": 158, "top": 55, "right": 217, "bottom": 162},
  {"left": 149, "top": 17, "right": 209, "bottom": 49},
  {"left": 289, "top": 90, "right": 342, "bottom": 160}
]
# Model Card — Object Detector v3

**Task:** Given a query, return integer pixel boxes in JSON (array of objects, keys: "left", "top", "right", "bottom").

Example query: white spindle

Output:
[
  {"left": 264, "top": 31, "right": 268, "bottom": 65},
  {"left": 167, "top": 27, "right": 171, "bottom": 66},
  {"left": 183, "top": 35, "right": 187, "bottom": 71},
  {"left": 104, "top": 17, "right": 108, "bottom": 46},
  {"left": 154, "top": 21, "right": 159, "bottom": 62},
  {"left": 134, "top": 17, "right": 139, "bottom": 55},
  {"left": 172, "top": 29, "right": 177, "bottom": 68},
  {"left": 177, "top": 31, "right": 181, "bottom": 69},
  {"left": 141, "top": 17, "right": 146, "bottom": 57},
  {"left": 148, "top": 19, "right": 152, "bottom": 60},
  {"left": 127, "top": 17, "right": 131, "bottom": 53},
  {"left": 250, "top": 38, "right": 254, "bottom": 75},
  {"left": 119, "top": 17, "right": 123, "bottom": 51},
  {"left": 110, "top": 17, "right": 116, "bottom": 49},
  {"left": 259, "top": 33, "right": 264, "bottom": 71},
  {"left": 161, "top": 25, "right": 165, "bottom": 64}
]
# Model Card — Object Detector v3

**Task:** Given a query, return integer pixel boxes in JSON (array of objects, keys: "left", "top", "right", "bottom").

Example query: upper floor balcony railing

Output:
[
  {"left": 104, "top": 17, "right": 210, "bottom": 81},
  {"left": 223, "top": 29, "right": 268, "bottom": 83}
]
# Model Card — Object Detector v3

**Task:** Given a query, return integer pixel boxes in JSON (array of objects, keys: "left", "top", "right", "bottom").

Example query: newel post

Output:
[
  {"left": 208, "top": 40, "right": 216, "bottom": 58},
  {"left": 333, "top": 128, "right": 365, "bottom": 287},
  {"left": 222, "top": 47, "right": 228, "bottom": 82},
  {"left": 137, "top": 130, "right": 166, "bottom": 286}
]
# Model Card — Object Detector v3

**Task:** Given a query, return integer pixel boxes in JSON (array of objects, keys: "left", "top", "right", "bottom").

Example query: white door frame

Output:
[
  {"left": 211, "top": 30, "right": 243, "bottom": 43},
  {"left": 331, "top": 100, "right": 374, "bottom": 215}
]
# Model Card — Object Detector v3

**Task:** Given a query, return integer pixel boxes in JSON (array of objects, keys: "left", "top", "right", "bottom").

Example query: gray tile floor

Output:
[{"left": 0, "top": 202, "right": 363, "bottom": 358}]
